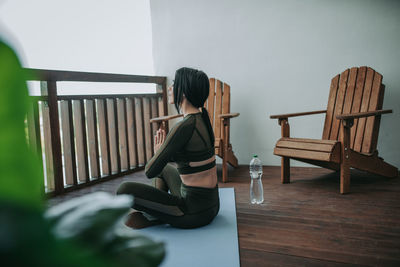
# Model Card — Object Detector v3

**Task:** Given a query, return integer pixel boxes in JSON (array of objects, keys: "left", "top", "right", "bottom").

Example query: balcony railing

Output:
[{"left": 25, "top": 68, "right": 168, "bottom": 196}]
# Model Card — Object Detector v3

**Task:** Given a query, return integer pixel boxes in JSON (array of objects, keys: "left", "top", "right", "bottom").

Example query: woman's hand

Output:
[{"left": 154, "top": 128, "right": 166, "bottom": 153}]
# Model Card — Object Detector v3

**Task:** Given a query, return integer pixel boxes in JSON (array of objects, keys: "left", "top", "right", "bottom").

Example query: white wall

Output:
[
  {"left": 0, "top": 0, "right": 155, "bottom": 95},
  {"left": 150, "top": 0, "right": 400, "bottom": 167}
]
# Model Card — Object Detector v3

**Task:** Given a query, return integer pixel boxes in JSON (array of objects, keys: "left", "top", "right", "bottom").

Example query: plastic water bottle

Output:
[{"left": 250, "top": 155, "right": 264, "bottom": 204}]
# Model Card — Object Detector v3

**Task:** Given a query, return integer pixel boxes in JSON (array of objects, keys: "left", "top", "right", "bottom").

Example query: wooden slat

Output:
[
  {"left": 143, "top": 97, "right": 153, "bottom": 162},
  {"left": 362, "top": 72, "right": 383, "bottom": 153},
  {"left": 27, "top": 101, "right": 37, "bottom": 152},
  {"left": 41, "top": 102, "right": 55, "bottom": 191},
  {"left": 80, "top": 100, "right": 90, "bottom": 181},
  {"left": 276, "top": 140, "right": 335, "bottom": 152},
  {"left": 280, "top": 137, "right": 338, "bottom": 145},
  {"left": 369, "top": 84, "right": 385, "bottom": 154},
  {"left": 96, "top": 99, "right": 110, "bottom": 176},
  {"left": 27, "top": 100, "right": 42, "bottom": 154},
  {"left": 338, "top": 67, "right": 358, "bottom": 141},
  {"left": 85, "top": 100, "right": 100, "bottom": 178},
  {"left": 47, "top": 81, "right": 64, "bottom": 193},
  {"left": 157, "top": 81, "right": 168, "bottom": 132},
  {"left": 274, "top": 148, "right": 332, "bottom": 162},
  {"left": 354, "top": 67, "right": 375, "bottom": 152},
  {"left": 123, "top": 98, "right": 131, "bottom": 169},
  {"left": 60, "top": 101, "right": 74, "bottom": 185},
  {"left": 92, "top": 100, "right": 101, "bottom": 177},
  {"left": 113, "top": 98, "right": 121, "bottom": 173},
  {"left": 135, "top": 97, "right": 146, "bottom": 166},
  {"left": 214, "top": 79, "right": 223, "bottom": 140},
  {"left": 329, "top": 69, "right": 349, "bottom": 140},
  {"left": 73, "top": 100, "right": 88, "bottom": 182},
  {"left": 107, "top": 99, "right": 118, "bottom": 174},
  {"left": 350, "top": 67, "right": 367, "bottom": 149},
  {"left": 117, "top": 99, "right": 128, "bottom": 171},
  {"left": 207, "top": 78, "right": 216, "bottom": 127},
  {"left": 67, "top": 101, "right": 78, "bottom": 185},
  {"left": 126, "top": 98, "right": 138, "bottom": 168},
  {"left": 222, "top": 83, "right": 231, "bottom": 142},
  {"left": 322, "top": 75, "right": 340, "bottom": 139},
  {"left": 151, "top": 97, "right": 159, "bottom": 156}
]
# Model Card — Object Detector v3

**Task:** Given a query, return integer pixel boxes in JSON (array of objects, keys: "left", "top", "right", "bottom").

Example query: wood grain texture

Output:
[
  {"left": 338, "top": 67, "right": 357, "bottom": 141},
  {"left": 274, "top": 148, "right": 332, "bottom": 162},
  {"left": 86, "top": 100, "right": 100, "bottom": 179},
  {"left": 340, "top": 122, "right": 351, "bottom": 194},
  {"left": 280, "top": 119, "right": 290, "bottom": 183},
  {"left": 113, "top": 98, "right": 121, "bottom": 173},
  {"left": 96, "top": 99, "right": 110, "bottom": 176},
  {"left": 41, "top": 102, "right": 55, "bottom": 191},
  {"left": 354, "top": 68, "right": 375, "bottom": 152},
  {"left": 222, "top": 83, "right": 231, "bottom": 140},
  {"left": 126, "top": 98, "right": 138, "bottom": 168},
  {"left": 151, "top": 97, "right": 159, "bottom": 157},
  {"left": 135, "top": 97, "right": 145, "bottom": 166},
  {"left": 107, "top": 99, "right": 118, "bottom": 174},
  {"left": 117, "top": 99, "right": 128, "bottom": 171},
  {"left": 363, "top": 72, "right": 383, "bottom": 153},
  {"left": 322, "top": 75, "right": 339, "bottom": 140},
  {"left": 214, "top": 80, "right": 223, "bottom": 140},
  {"left": 330, "top": 69, "right": 349, "bottom": 140},
  {"left": 207, "top": 78, "right": 216, "bottom": 127},
  {"left": 350, "top": 66, "right": 367, "bottom": 149},
  {"left": 60, "top": 101, "right": 74, "bottom": 185},
  {"left": 49, "top": 166, "right": 400, "bottom": 267},
  {"left": 73, "top": 100, "right": 88, "bottom": 182},
  {"left": 143, "top": 97, "right": 153, "bottom": 162}
]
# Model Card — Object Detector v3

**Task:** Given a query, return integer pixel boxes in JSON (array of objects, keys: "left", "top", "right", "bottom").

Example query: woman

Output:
[{"left": 116, "top": 67, "right": 219, "bottom": 229}]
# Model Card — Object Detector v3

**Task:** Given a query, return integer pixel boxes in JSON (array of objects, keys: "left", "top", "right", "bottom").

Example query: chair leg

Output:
[
  {"left": 340, "top": 163, "right": 350, "bottom": 194},
  {"left": 222, "top": 122, "right": 229, "bottom": 183},
  {"left": 281, "top": 157, "right": 290, "bottom": 183},
  {"left": 222, "top": 153, "right": 228, "bottom": 183},
  {"left": 340, "top": 120, "right": 351, "bottom": 194}
]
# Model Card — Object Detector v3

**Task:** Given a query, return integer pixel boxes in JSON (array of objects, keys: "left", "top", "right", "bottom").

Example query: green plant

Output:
[{"left": 0, "top": 39, "right": 165, "bottom": 266}]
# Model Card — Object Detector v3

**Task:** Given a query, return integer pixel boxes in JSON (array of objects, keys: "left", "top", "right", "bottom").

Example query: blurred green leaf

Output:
[
  {"left": 0, "top": 40, "right": 43, "bottom": 210},
  {"left": 0, "top": 38, "right": 165, "bottom": 266},
  {"left": 46, "top": 192, "right": 165, "bottom": 267}
]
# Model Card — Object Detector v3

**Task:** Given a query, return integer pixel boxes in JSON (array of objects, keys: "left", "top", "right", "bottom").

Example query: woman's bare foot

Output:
[{"left": 124, "top": 211, "right": 163, "bottom": 229}]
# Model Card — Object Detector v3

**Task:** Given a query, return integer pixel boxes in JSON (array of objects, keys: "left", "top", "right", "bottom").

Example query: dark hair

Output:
[
  {"left": 173, "top": 67, "right": 214, "bottom": 143},
  {"left": 173, "top": 67, "right": 209, "bottom": 111}
]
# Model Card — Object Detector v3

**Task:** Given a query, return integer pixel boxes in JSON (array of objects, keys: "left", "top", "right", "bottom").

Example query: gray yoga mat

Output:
[{"left": 138, "top": 187, "right": 240, "bottom": 267}]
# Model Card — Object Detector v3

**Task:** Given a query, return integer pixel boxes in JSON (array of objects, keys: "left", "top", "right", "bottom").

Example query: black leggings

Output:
[{"left": 116, "top": 164, "right": 219, "bottom": 229}]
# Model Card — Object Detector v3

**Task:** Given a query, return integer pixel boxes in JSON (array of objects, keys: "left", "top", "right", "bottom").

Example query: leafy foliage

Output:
[{"left": 0, "top": 39, "right": 165, "bottom": 266}]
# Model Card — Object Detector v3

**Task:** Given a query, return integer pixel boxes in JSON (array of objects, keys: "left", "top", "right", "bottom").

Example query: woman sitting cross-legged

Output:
[{"left": 116, "top": 67, "right": 219, "bottom": 229}]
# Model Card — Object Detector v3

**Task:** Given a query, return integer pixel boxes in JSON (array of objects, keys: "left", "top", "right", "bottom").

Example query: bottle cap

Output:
[{"left": 253, "top": 154, "right": 258, "bottom": 158}]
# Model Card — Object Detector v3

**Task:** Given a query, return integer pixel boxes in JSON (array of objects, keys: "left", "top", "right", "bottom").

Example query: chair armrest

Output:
[
  {"left": 219, "top": 113, "right": 240, "bottom": 119},
  {"left": 150, "top": 114, "right": 183, "bottom": 123},
  {"left": 336, "top": 109, "right": 392, "bottom": 120},
  {"left": 270, "top": 110, "right": 326, "bottom": 119}
]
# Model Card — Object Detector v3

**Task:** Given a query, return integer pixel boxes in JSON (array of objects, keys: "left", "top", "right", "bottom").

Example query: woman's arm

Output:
[{"left": 145, "top": 117, "right": 195, "bottom": 178}]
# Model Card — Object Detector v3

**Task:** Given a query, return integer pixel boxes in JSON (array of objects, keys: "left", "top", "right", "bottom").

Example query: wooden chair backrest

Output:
[
  {"left": 204, "top": 78, "right": 231, "bottom": 142},
  {"left": 322, "top": 66, "right": 385, "bottom": 154}
]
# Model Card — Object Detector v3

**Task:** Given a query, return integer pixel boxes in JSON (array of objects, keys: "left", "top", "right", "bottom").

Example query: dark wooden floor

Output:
[{"left": 49, "top": 165, "right": 400, "bottom": 267}]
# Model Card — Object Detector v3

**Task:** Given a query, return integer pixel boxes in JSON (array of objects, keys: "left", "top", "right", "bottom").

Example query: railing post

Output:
[
  {"left": 46, "top": 80, "right": 64, "bottom": 194},
  {"left": 157, "top": 78, "right": 168, "bottom": 131}
]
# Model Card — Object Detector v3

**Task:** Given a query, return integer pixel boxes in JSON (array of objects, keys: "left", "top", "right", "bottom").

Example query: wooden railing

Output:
[{"left": 24, "top": 69, "right": 167, "bottom": 196}]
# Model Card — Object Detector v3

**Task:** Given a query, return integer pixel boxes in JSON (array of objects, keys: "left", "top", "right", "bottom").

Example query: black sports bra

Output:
[{"left": 145, "top": 112, "right": 216, "bottom": 178}]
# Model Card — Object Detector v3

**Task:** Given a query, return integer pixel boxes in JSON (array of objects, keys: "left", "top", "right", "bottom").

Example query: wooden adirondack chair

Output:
[
  {"left": 270, "top": 66, "right": 398, "bottom": 194},
  {"left": 150, "top": 78, "right": 239, "bottom": 182}
]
